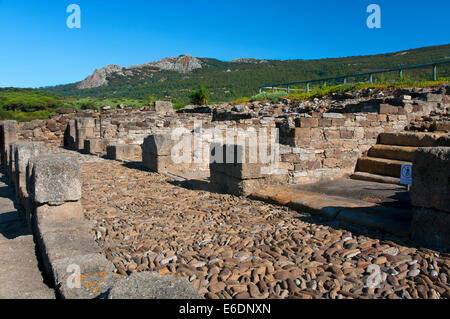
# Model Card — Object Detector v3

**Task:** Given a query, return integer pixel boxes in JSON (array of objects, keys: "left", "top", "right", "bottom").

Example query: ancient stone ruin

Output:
[{"left": 1, "top": 84, "right": 449, "bottom": 299}]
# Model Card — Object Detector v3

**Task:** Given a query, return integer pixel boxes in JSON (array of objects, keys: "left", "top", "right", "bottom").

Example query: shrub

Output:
[
  {"left": 250, "top": 91, "right": 287, "bottom": 103},
  {"left": 231, "top": 97, "right": 251, "bottom": 104},
  {"left": 189, "top": 86, "right": 209, "bottom": 105},
  {"left": 173, "top": 102, "right": 187, "bottom": 110}
]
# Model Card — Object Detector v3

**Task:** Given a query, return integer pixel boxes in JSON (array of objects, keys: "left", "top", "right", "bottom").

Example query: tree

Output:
[{"left": 189, "top": 86, "right": 209, "bottom": 105}]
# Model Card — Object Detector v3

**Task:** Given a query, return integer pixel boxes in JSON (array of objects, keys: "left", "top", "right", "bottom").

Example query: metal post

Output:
[
  {"left": 306, "top": 82, "right": 310, "bottom": 93},
  {"left": 369, "top": 74, "right": 373, "bottom": 83},
  {"left": 343, "top": 77, "right": 347, "bottom": 85},
  {"left": 399, "top": 69, "right": 403, "bottom": 79},
  {"left": 287, "top": 85, "right": 290, "bottom": 94},
  {"left": 323, "top": 81, "right": 327, "bottom": 87},
  {"left": 433, "top": 65, "right": 437, "bottom": 81},
  {"left": 259, "top": 87, "right": 261, "bottom": 94}
]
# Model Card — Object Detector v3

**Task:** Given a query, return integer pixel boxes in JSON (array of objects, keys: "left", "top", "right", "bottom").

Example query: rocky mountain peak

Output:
[
  {"left": 77, "top": 55, "right": 203, "bottom": 89},
  {"left": 130, "top": 54, "right": 203, "bottom": 73},
  {"left": 77, "top": 64, "right": 124, "bottom": 89}
]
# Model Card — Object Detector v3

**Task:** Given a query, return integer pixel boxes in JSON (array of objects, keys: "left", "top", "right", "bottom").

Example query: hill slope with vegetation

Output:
[{"left": 44, "top": 44, "right": 450, "bottom": 104}]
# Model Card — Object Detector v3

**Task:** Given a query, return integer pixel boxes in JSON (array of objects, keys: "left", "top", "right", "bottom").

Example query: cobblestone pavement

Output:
[{"left": 79, "top": 158, "right": 450, "bottom": 299}]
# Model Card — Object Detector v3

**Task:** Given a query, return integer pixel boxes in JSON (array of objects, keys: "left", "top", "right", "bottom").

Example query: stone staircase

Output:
[{"left": 351, "top": 132, "right": 445, "bottom": 184}]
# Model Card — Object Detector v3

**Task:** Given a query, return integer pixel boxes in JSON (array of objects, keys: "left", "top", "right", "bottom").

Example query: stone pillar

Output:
[
  {"left": 142, "top": 133, "right": 175, "bottom": 173},
  {"left": 106, "top": 144, "right": 142, "bottom": 161},
  {"left": 0, "top": 120, "right": 18, "bottom": 174},
  {"left": 12, "top": 141, "right": 46, "bottom": 208},
  {"left": 30, "top": 154, "right": 82, "bottom": 206},
  {"left": 84, "top": 138, "right": 120, "bottom": 155},
  {"left": 155, "top": 101, "right": 174, "bottom": 114},
  {"left": 64, "top": 119, "right": 76, "bottom": 149},
  {"left": 84, "top": 139, "right": 104, "bottom": 154},
  {"left": 75, "top": 118, "right": 95, "bottom": 151},
  {"left": 209, "top": 142, "right": 287, "bottom": 196},
  {"left": 27, "top": 154, "right": 116, "bottom": 297},
  {"left": 410, "top": 147, "right": 450, "bottom": 249},
  {"left": 27, "top": 154, "right": 82, "bottom": 228}
]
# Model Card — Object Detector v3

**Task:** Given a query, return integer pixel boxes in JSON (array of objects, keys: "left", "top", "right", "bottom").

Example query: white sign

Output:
[{"left": 400, "top": 164, "right": 412, "bottom": 185}]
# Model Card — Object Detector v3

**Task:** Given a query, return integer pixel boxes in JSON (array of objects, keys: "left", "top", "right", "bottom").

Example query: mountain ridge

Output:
[{"left": 46, "top": 44, "right": 450, "bottom": 104}]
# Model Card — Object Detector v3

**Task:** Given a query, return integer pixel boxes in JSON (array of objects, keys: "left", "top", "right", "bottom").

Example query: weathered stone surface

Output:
[
  {"left": 13, "top": 141, "right": 46, "bottom": 201},
  {"left": 0, "top": 120, "right": 18, "bottom": 171},
  {"left": 31, "top": 154, "right": 81, "bottom": 205},
  {"left": 356, "top": 157, "right": 406, "bottom": 178},
  {"left": 107, "top": 272, "right": 203, "bottom": 299},
  {"left": 142, "top": 133, "right": 174, "bottom": 156},
  {"left": 378, "top": 132, "right": 444, "bottom": 147},
  {"left": 411, "top": 208, "right": 450, "bottom": 250},
  {"left": 85, "top": 138, "right": 121, "bottom": 154},
  {"left": 106, "top": 144, "right": 142, "bottom": 161},
  {"left": 84, "top": 139, "right": 103, "bottom": 154},
  {"left": 411, "top": 147, "right": 450, "bottom": 213},
  {"left": 142, "top": 153, "right": 173, "bottom": 173},
  {"left": 437, "top": 134, "right": 450, "bottom": 146},
  {"left": 14, "top": 141, "right": 46, "bottom": 174},
  {"left": 36, "top": 221, "right": 103, "bottom": 277},
  {"left": 75, "top": 118, "right": 96, "bottom": 151},
  {"left": 35, "top": 201, "right": 83, "bottom": 223},
  {"left": 142, "top": 134, "right": 176, "bottom": 172},
  {"left": 79, "top": 159, "right": 450, "bottom": 300},
  {"left": 154, "top": 101, "right": 174, "bottom": 114},
  {"left": 64, "top": 119, "right": 76, "bottom": 149},
  {"left": 368, "top": 144, "right": 417, "bottom": 162},
  {"left": 52, "top": 253, "right": 116, "bottom": 299}
]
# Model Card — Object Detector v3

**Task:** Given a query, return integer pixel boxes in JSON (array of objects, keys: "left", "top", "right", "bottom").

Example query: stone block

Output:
[
  {"left": 331, "top": 118, "right": 346, "bottom": 126},
  {"left": 142, "top": 153, "right": 173, "bottom": 173},
  {"left": 13, "top": 141, "right": 46, "bottom": 203},
  {"left": 107, "top": 272, "right": 203, "bottom": 299},
  {"left": 8, "top": 143, "right": 19, "bottom": 187},
  {"left": 294, "top": 128, "right": 311, "bottom": 139},
  {"left": 36, "top": 222, "right": 104, "bottom": 282},
  {"left": 75, "top": 127, "right": 94, "bottom": 151},
  {"left": 35, "top": 202, "right": 84, "bottom": 224},
  {"left": 31, "top": 154, "right": 81, "bottom": 205},
  {"left": 318, "top": 118, "right": 332, "bottom": 127},
  {"left": 52, "top": 254, "right": 116, "bottom": 299},
  {"left": 75, "top": 118, "right": 96, "bottom": 151},
  {"left": 378, "top": 104, "right": 399, "bottom": 114},
  {"left": 378, "top": 132, "right": 443, "bottom": 147},
  {"left": 411, "top": 147, "right": 450, "bottom": 213},
  {"left": 64, "top": 120, "right": 76, "bottom": 149},
  {"left": 410, "top": 208, "right": 450, "bottom": 250},
  {"left": 295, "top": 118, "right": 318, "bottom": 128},
  {"left": 106, "top": 144, "right": 142, "bottom": 161},
  {"left": 154, "top": 101, "right": 174, "bottom": 114},
  {"left": 434, "top": 121, "right": 450, "bottom": 132},
  {"left": 210, "top": 170, "right": 288, "bottom": 197},
  {"left": 437, "top": 135, "right": 450, "bottom": 146},
  {"left": 142, "top": 134, "right": 174, "bottom": 156},
  {"left": 84, "top": 139, "right": 103, "bottom": 154},
  {"left": 0, "top": 120, "right": 18, "bottom": 171}
]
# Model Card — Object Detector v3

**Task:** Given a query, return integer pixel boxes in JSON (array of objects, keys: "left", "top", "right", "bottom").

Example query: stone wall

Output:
[
  {"left": 277, "top": 112, "right": 410, "bottom": 184},
  {"left": 410, "top": 147, "right": 450, "bottom": 250},
  {"left": 0, "top": 119, "right": 202, "bottom": 299}
]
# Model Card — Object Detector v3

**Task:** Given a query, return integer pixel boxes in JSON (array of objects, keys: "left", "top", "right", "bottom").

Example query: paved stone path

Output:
[
  {"left": 0, "top": 174, "right": 55, "bottom": 299},
  {"left": 80, "top": 159, "right": 449, "bottom": 299}
]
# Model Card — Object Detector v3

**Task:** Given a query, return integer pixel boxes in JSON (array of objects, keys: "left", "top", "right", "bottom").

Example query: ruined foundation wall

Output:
[{"left": 278, "top": 112, "right": 411, "bottom": 184}]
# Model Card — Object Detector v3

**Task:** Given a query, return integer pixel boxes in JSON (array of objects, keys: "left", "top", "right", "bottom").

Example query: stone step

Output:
[
  {"left": 378, "top": 132, "right": 445, "bottom": 147},
  {"left": 356, "top": 157, "right": 411, "bottom": 178},
  {"left": 368, "top": 144, "right": 418, "bottom": 162},
  {"left": 351, "top": 171, "right": 401, "bottom": 185}
]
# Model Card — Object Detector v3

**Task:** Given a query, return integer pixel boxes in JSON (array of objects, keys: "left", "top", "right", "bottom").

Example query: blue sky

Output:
[{"left": 1, "top": 0, "right": 449, "bottom": 88}]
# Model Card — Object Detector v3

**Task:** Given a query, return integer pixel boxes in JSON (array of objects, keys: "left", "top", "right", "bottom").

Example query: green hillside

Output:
[{"left": 44, "top": 44, "right": 450, "bottom": 104}]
